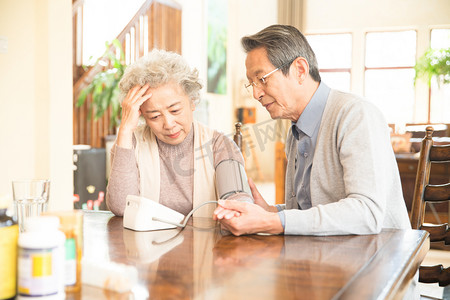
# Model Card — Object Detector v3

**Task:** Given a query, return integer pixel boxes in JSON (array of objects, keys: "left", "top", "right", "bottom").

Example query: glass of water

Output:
[{"left": 12, "top": 179, "right": 50, "bottom": 232}]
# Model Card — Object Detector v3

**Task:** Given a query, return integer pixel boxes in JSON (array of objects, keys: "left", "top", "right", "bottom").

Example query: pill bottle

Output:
[
  {"left": 0, "top": 200, "right": 19, "bottom": 300},
  {"left": 45, "top": 211, "right": 83, "bottom": 292},
  {"left": 17, "top": 216, "right": 65, "bottom": 300}
]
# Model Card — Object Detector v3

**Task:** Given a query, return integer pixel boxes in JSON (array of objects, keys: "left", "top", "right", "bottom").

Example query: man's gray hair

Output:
[
  {"left": 241, "top": 24, "right": 321, "bottom": 82},
  {"left": 118, "top": 49, "right": 203, "bottom": 103}
]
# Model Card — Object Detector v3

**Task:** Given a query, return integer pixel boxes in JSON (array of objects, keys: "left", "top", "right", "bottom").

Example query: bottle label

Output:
[
  {"left": 65, "top": 238, "right": 77, "bottom": 286},
  {"left": 18, "top": 246, "right": 63, "bottom": 297},
  {"left": 0, "top": 224, "right": 19, "bottom": 299}
]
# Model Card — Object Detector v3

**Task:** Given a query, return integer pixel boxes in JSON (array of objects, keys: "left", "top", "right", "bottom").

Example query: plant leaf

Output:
[
  {"left": 414, "top": 47, "right": 450, "bottom": 87},
  {"left": 76, "top": 38, "right": 127, "bottom": 125}
]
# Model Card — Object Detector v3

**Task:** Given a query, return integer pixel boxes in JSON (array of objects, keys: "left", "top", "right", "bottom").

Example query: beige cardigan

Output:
[
  {"left": 282, "top": 89, "right": 411, "bottom": 235},
  {"left": 134, "top": 120, "right": 217, "bottom": 218}
]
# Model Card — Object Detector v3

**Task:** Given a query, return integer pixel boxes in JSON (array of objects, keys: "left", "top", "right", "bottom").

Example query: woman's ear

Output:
[{"left": 292, "top": 57, "right": 309, "bottom": 85}]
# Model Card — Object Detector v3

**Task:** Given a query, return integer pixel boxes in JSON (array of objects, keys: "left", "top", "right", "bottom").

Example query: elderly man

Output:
[{"left": 213, "top": 24, "right": 410, "bottom": 236}]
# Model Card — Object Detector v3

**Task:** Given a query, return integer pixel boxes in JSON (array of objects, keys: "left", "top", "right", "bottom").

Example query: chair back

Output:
[
  {"left": 233, "top": 122, "right": 243, "bottom": 151},
  {"left": 410, "top": 126, "right": 450, "bottom": 286}
]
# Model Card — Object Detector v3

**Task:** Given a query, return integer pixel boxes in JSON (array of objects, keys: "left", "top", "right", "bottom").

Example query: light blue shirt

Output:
[{"left": 277, "top": 82, "right": 330, "bottom": 228}]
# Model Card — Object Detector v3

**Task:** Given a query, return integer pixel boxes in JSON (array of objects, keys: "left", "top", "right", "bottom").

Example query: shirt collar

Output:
[{"left": 292, "top": 82, "right": 330, "bottom": 139}]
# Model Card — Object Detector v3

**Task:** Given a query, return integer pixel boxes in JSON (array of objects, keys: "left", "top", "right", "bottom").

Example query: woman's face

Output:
[{"left": 140, "top": 82, "right": 195, "bottom": 145}]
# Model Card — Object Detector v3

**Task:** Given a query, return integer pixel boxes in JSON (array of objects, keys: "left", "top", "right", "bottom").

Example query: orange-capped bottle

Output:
[{"left": 45, "top": 211, "right": 83, "bottom": 293}]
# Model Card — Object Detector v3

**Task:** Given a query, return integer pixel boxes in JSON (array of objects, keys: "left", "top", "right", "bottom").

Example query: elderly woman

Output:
[{"left": 106, "top": 49, "right": 251, "bottom": 218}]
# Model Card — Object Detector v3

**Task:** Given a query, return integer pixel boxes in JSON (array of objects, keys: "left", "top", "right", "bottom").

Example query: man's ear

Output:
[{"left": 292, "top": 57, "right": 309, "bottom": 85}]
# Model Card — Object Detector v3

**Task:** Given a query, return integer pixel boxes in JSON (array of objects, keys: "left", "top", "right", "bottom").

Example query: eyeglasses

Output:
[{"left": 244, "top": 60, "right": 292, "bottom": 93}]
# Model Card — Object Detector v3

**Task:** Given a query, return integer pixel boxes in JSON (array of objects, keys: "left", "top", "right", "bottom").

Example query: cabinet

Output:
[{"left": 73, "top": 147, "right": 107, "bottom": 210}]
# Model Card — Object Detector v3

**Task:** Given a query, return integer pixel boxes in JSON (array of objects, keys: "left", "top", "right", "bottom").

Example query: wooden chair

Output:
[
  {"left": 410, "top": 126, "right": 450, "bottom": 287},
  {"left": 233, "top": 122, "right": 264, "bottom": 181},
  {"left": 233, "top": 122, "right": 243, "bottom": 151}
]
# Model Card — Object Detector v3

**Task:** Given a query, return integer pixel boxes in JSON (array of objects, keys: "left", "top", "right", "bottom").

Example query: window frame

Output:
[
  {"left": 306, "top": 32, "right": 353, "bottom": 91},
  {"left": 364, "top": 29, "right": 418, "bottom": 90},
  {"left": 363, "top": 29, "right": 418, "bottom": 124},
  {"left": 427, "top": 27, "right": 450, "bottom": 123}
]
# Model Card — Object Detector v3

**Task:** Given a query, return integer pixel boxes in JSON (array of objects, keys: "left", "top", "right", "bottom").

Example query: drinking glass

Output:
[{"left": 12, "top": 179, "right": 50, "bottom": 232}]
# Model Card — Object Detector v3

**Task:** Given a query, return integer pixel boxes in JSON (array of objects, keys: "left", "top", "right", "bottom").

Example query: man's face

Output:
[
  {"left": 245, "top": 47, "right": 302, "bottom": 122},
  {"left": 140, "top": 82, "right": 195, "bottom": 145}
]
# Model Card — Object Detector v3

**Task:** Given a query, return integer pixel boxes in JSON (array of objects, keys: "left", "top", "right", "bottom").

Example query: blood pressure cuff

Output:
[{"left": 215, "top": 159, "right": 252, "bottom": 200}]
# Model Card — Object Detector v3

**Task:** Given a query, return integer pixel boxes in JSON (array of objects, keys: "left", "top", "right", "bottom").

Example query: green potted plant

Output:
[
  {"left": 77, "top": 39, "right": 126, "bottom": 128},
  {"left": 414, "top": 47, "right": 450, "bottom": 87}
]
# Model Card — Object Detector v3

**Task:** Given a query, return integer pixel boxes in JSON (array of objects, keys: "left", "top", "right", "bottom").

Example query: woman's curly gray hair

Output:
[{"left": 118, "top": 49, "right": 203, "bottom": 104}]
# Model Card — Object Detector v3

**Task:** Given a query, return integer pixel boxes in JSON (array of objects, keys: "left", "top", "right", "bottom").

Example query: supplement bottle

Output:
[
  {"left": 45, "top": 211, "right": 83, "bottom": 292},
  {"left": 17, "top": 216, "right": 66, "bottom": 300},
  {"left": 0, "top": 203, "right": 19, "bottom": 300}
]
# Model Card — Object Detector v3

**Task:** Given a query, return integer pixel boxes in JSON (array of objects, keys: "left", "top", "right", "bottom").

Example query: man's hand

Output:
[
  {"left": 212, "top": 178, "right": 277, "bottom": 221},
  {"left": 213, "top": 200, "right": 283, "bottom": 236},
  {"left": 248, "top": 178, "right": 278, "bottom": 213}
]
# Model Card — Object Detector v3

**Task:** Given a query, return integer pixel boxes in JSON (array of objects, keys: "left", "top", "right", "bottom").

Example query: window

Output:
[
  {"left": 207, "top": 0, "right": 228, "bottom": 94},
  {"left": 82, "top": 0, "right": 145, "bottom": 65},
  {"left": 306, "top": 34, "right": 352, "bottom": 92},
  {"left": 364, "top": 31, "right": 417, "bottom": 124},
  {"left": 429, "top": 28, "right": 450, "bottom": 123}
]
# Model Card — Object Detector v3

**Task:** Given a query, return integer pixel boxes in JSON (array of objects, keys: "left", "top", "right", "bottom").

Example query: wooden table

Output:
[{"left": 69, "top": 211, "right": 429, "bottom": 300}]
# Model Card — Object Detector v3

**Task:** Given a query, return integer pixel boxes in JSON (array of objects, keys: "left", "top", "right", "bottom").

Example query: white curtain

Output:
[{"left": 277, "top": 0, "right": 304, "bottom": 30}]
